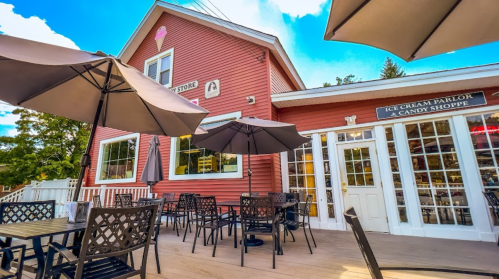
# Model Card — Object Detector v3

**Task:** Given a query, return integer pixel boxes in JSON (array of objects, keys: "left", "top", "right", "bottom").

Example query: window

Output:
[
  {"left": 144, "top": 48, "right": 174, "bottom": 87},
  {"left": 337, "top": 130, "right": 373, "bottom": 142},
  {"left": 321, "top": 134, "right": 334, "bottom": 218},
  {"left": 466, "top": 112, "right": 499, "bottom": 225},
  {"left": 405, "top": 120, "right": 472, "bottom": 226},
  {"left": 385, "top": 127, "right": 408, "bottom": 223},
  {"left": 287, "top": 137, "right": 319, "bottom": 217},
  {"left": 2, "top": 186, "right": 9, "bottom": 192},
  {"left": 169, "top": 112, "right": 243, "bottom": 180},
  {"left": 95, "top": 134, "right": 140, "bottom": 184}
]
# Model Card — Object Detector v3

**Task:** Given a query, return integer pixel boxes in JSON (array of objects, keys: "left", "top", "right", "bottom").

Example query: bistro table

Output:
[
  {"left": 0, "top": 218, "right": 88, "bottom": 279},
  {"left": 218, "top": 200, "right": 297, "bottom": 255}
]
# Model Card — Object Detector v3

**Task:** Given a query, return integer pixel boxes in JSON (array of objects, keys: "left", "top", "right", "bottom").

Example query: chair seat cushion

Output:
[{"left": 60, "top": 257, "right": 134, "bottom": 279}]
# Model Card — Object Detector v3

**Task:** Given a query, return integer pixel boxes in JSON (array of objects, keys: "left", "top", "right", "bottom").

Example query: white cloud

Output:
[
  {"left": 268, "top": 0, "right": 328, "bottom": 18},
  {"left": 0, "top": 3, "right": 79, "bottom": 49},
  {"left": 447, "top": 51, "right": 456, "bottom": 54}
]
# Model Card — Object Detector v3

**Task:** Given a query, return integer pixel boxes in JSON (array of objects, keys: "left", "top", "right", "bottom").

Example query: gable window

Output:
[
  {"left": 95, "top": 133, "right": 140, "bottom": 184},
  {"left": 2, "top": 186, "right": 10, "bottom": 192},
  {"left": 169, "top": 112, "right": 243, "bottom": 180},
  {"left": 144, "top": 48, "right": 174, "bottom": 87}
]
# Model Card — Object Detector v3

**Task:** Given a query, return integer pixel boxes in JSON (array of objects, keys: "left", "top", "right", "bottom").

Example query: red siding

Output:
[
  {"left": 278, "top": 87, "right": 499, "bottom": 132},
  {"left": 270, "top": 53, "right": 296, "bottom": 94},
  {"left": 88, "top": 12, "right": 279, "bottom": 201}
]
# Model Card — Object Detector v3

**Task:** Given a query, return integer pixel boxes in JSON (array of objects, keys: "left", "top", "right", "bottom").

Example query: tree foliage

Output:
[
  {"left": 0, "top": 109, "right": 90, "bottom": 187},
  {"left": 380, "top": 57, "right": 406, "bottom": 79},
  {"left": 323, "top": 74, "right": 360, "bottom": 87}
]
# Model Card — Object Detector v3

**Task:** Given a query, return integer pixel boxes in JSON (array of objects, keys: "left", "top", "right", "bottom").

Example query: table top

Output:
[
  {"left": 0, "top": 218, "right": 87, "bottom": 240},
  {"left": 218, "top": 200, "right": 297, "bottom": 209}
]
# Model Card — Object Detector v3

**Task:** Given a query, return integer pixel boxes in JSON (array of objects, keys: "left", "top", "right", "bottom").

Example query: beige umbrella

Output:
[
  {"left": 325, "top": 0, "right": 499, "bottom": 61},
  {"left": 0, "top": 34, "right": 209, "bottom": 200}
]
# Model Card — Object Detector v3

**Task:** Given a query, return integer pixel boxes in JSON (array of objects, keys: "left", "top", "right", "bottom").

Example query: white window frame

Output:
[
  {"left": 95, "top": 133, "right": 141, "bottom": 184},
  {"left": 144, "top": 48, "right": 174, "bottom": 88},
  {"left": 169, "top": 111, "right": 243, "bottom": 180},
  {"left": 2, "top": 186, "right": 10, "bottom": 192}
]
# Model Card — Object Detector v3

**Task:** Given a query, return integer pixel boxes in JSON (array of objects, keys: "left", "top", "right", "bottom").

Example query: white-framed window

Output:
[
  {"left": 2, "top": 186, "right": 10, "bottom": 192},
  {"left": 144, "top": 48, "right": 174, "bottom": 87},
  {"left": 95, "top": 133, "right": 140, "bottom": 184},
  {"left": 169, "top": 112, "right": 243, "bottom": 180}
]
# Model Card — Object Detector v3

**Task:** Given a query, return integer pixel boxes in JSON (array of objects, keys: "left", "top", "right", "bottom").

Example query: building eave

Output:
[
  {"left": 118, "top": 1, "right": 305, "bottom": 90},
  {"left": 272, "top": 63, "right": 499, "bottom": 108}
]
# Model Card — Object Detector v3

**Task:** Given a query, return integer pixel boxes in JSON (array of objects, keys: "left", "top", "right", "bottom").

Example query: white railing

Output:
[
  {"left": 0, "top": 178, "right": 149, "bottom": 217},
  {"left": 79, "top": 185, "right": 150, "bottom": 208}
]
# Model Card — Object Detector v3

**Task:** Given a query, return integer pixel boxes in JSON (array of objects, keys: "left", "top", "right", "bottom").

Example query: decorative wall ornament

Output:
[
  {"left": 155, "top": 26, "right": 167, "bottom": 52},
  {"left": 345, "top": 115, "right": 357, "bottom": 126},
  {"left": 205, "top": 79, "right": 220, "bottom": 99}
]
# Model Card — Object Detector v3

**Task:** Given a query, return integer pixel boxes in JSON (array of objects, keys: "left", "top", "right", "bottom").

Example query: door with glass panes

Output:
[{"left": 338, "top": 141, "right": 389, "bottom": 232}]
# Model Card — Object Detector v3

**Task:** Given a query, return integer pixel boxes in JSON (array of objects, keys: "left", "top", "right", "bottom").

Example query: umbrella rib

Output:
[
  {"left": 102, "top": 92, "right": 109, "bottom": 127},
  {"left": 17, "top": 60, "right": 108, "bottom": 105},
  {"left": 83, "top": 65, "right": 101, "bottom": 90},
  {"left": 251, "top": 132, "right": 259, "bottom": 154},
  {"left": 108, "top": 80, "right": 126, "bottom": 91},
  {"left": 410, "top": 0, "right": 462, "bottom": 60},
  {"left": 261, "top": 127, "right": 294, "bottom": 151},
  {"left": 138, "top": 96, "right": 168, "bottom": 136},
  {"left": 332, "top": 0, "right": 371, "bottom": 36},
  {"left": 219, "top": 123, "right": 243, "bottom": 153},
  {"left": 69, "top": 66, "right": 102, "bottom": 90}
]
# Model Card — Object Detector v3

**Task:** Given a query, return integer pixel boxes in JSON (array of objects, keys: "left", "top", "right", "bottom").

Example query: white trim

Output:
[
  {"left": 280, "top": 151, "right": 289, "bottom": 193},
  {"left": 311, "top": 134, "right": 328, "bottom": 227},
  {"left": 297, "top": 104, "right": 499, "bottom": 135},
  {"left": 95, "top": 133, "right": 141, "bottom": 185},
  {"left": 144, "top": 48, "right": 174, "bottom": 88},
  {"left": 327, "top": 131, "right": 345, "bottom": 230},
  {"left": 118, "top": 1, "right": 305, "bottom": 90},
  {"left": 272, "top": 63, "right": 499, "bottom": 108},
  {"left": 168, "top": 111, "right": 243, "bottom": 181}
]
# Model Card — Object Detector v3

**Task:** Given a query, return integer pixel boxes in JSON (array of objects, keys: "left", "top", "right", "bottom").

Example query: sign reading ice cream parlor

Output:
[
  {"left": 205, "top": 79, "right": 220, "bottom": 99},
  {"left": 171, "top": 80, "right": 198, "bottom": 94},
  {"left": 376, "top": 91, "right": 486, "bottom": 120}
]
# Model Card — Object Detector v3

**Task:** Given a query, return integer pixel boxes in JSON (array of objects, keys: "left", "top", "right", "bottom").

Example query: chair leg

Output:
[
  {"left": 175, "top": 219, "right": 180, "bottom": 237},
  {"left": 213, "top": 228, "right": 219, "bottom": 257},
  {"left": 192, "top": 226, "right": 199, "bottom": 253},
  {"left": 308, "top": 225, "right": 317, "bottom": 247},
  {"left": 183, "top": 220, "right": 189, "bottom": 242},
  {"left": 221, "top": 227, "right": 223, "bottom": 240},
  {"left": 241, "top": 234, "right": 245, "bottom": 267},
  {"left": 272, "top": 231, "right": 276, "bottom": 269},
  {"left": 155, "top": 241, "right": 161, "bottom": 273},
  {"left": 303, "top": 226, "right": 313, "bottom": 254},
  {"left": 129, "top": 252, "right": 135, "bottom": 268},
  {"left": 203, "top": 227, "right": 207, "bottom": 246},
  {"left": 289, "top": 229, "right": 296, "bottom": 242}
]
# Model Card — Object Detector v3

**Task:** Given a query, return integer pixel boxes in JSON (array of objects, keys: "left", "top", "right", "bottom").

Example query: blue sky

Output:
[{"left": 0, "top": 0, "right": 499, "bottom": 136}]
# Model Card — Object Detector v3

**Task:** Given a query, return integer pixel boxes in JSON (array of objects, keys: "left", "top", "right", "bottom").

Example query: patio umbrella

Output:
[
  {"left": 0, "top": 34, "right": 209, "bottom": 201},
  {"left": 192, "top": 117, "right": 310, "bottom": 194},
  {"left": 140, "top": 135, "right": 164, "bottom": 195},
  {"left": 324, "top": 0, "right": 499, "bottom": 61}
]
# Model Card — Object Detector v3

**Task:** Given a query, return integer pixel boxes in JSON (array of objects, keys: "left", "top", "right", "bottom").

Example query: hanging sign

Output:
[
  {"left": 155, "top": 26, "right": 167, "bottom": 52},
  {"left": 205, "top": 79, "right": 220, "bottom": 99},
  {"left": 170, "top": 80, "right": 198, "bottom": 94},
  {"left": 376, "top": 91, "right": 486, "bottom": 120}
]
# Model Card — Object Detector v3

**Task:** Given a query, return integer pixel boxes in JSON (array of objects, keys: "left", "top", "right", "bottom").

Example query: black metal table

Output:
[
  {"left": 0, "top": 218, "right": 87, "bottom": 279},
  {"left": 218, "top": 200, "right": 297, "bottom": 255}
]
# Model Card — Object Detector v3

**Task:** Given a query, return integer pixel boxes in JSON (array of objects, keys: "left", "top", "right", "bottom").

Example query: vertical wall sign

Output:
[
  {"left": 205, "top": 79, "right": 220, "bottom": 99},
  {"left": 155, "top": 26, "right": 167, "bottom": 52}
]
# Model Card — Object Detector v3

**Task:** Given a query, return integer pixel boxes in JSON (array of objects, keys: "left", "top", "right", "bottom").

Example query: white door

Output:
[{"left": 338, "top": 142, "right": 389, "bottom": 232}]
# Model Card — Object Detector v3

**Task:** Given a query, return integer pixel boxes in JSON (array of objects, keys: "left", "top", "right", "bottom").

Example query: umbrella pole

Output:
[
  {"left": 72, "top": 61, "right": 113, "bottom": 201},
  {"left": 247, "top": 134, "right": 251, "bottom": 194}
]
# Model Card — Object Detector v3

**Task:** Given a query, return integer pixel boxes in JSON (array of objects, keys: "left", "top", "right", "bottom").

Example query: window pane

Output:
[
  {"left": 147, "top": 62, "right": 157, "bottom": 79},
  {"left": 160, "top": 56, "right": 171, "bottom": 71},
  {"left": 100, "top": 137, "right": 137, "bottom": 180},
  {"left": 160, "top": 70, "right": 170, "bottom": 85}
]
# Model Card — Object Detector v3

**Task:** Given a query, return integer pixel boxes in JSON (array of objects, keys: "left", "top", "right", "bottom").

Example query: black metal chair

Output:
[
  {"left": 163, "top": 193, "right": 191, "bottom": 236},
  {"left": 344, "top": 207, "right": 499, "bottom": 279},
  {"left": 241, "top": 192, "right": 259, "bottom": 197},
  {"left": 0, "top": 201, "right": 55, "bottom": 275},
  {"left": 0, "top": 245, "right": 25, "bottom": 279},
  {"left": 240, "top": 196, "right": 279, "bottom": 269},
  {"left": 92, "top": 195, "right": 102, "bottom": 208},
  {"left": 183, "top": 194, "right": 200, "bottom": 242},
  {"left": 43, "top": 205, "right": 158, "bottom": 279},
  {"left": 118, "top": 193, "right": 134, "bottom": 208},
  {"left": 483, "top": 191, "right": 499, "bottom": 245},
  {"left": 192, "top": 196, "right": 235, "bottom": 257},
  {"left": 161, "top": 193, "right": 175, "bottom": 227},
  {"left": 136, "top": 198, "right": 165, "bottom": 274},
  {"left": 283, "top": 195, "right": 316, "bottom": 254}
]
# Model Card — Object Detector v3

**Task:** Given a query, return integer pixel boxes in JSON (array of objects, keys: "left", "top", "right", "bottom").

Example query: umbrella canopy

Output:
[
  {"left": 192, "top": 117, "right": 310, "bottom": 193},
  {"left": 140, "top": 135, "right": 164, "bottom": 187},
  {"left": 0, "top": 34, "right": 209, "bottom": 200},
  {"left": 324, "top": 0, "right": 499, "bottom": 61}
]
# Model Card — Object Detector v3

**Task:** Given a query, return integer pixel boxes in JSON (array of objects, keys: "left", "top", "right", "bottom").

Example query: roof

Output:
[
  {"left": 118, "top": 1, "right": 305, "bottom": 90},
  {"left": 271, "top": 63, "right": 499, "bottom": 108}
]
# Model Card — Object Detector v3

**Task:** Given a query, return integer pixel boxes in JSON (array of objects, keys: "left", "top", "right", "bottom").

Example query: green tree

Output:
[
  {"left": 0, "top": 108, "right": 90, "bottom": 187},
  {"left": 323, "top": 82, "right": 332, "bottom": 87},
  {"left": 323, "top": 74, "right": 360, "bottom": 87},
  {"left": 380, "top": 57, "right": 406, "bottom": 79}
]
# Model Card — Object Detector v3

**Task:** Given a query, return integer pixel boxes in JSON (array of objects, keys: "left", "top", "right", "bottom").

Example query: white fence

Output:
[{"left": 0, "top": 178, "right": 150, "bottom": 217}]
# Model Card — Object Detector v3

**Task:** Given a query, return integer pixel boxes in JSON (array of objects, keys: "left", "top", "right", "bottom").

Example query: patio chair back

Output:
[
  {"left": 92, "top": 195, "right": 102, "bottom": 208},
  {"left": 0, "top": 200, "right": 55, "bottom": 224},
  {"left": 241, "top": 192, "right": 259, "bottom": 197},
  {"left": 161, "top": 192, "right": 175, "bottom": 201},
  {"left": 194, "top": 196, "right": 218, "bottom": 217},
  {"left": 268, "top": 192, "right": 286, "bottom": 203},
  {"left": 76, "top": 205, "right": 157, "bottom": 278},
  {"left": 119, "top": 194, "right": 133, "bottom": 208},
  {"left": 483, "top": 191, "right": 499, "bottom": 218},
  {"left": 177, "top": 193, "right": 193, "bottom": 211},
  {"left": 343, "top": 207, "right": 383, "bottom": 279},
  {"left": 240, "top": 196, "right": 274, "bottom": 222},
  {"left": 137, "top": 198, "right": 165, "bottom": 224}
]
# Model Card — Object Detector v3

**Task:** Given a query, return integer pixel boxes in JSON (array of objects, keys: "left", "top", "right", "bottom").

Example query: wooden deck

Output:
[{"left": 20, "top": 224, "right": 499, "bottom": 279}]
